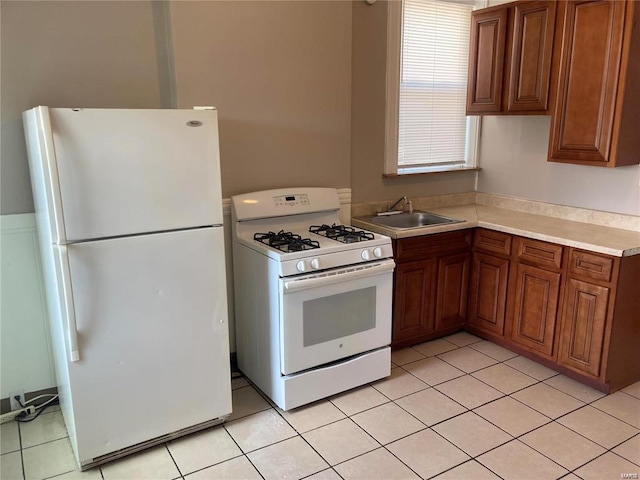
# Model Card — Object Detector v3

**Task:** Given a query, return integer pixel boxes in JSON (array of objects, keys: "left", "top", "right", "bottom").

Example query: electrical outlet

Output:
[{"left": 9, "top": 392, "right": 25, "bottom": 411}]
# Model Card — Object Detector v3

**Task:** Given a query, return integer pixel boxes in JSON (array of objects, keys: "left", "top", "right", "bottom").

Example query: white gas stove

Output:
[
  {"left": 231, "top": 187, "right": 394, "bottom": 410},
  {"left": 232, "top": 189, "right": 394, "bottom": 275}
]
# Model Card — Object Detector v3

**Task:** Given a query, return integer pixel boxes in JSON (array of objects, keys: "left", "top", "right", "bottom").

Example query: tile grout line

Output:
[
  {"left": 463, "top": 389, "right": 638, "bottom": 477},
  {"left": 258, "top": 368, "right": 439, "bottom": 479},
  {"left": 472, "top": 437, "right": 571, "bottom": 478},
  {"left": 16, "top": 337, "right": 640, "bottom": 478},
  {"left": 423, "top": 457, "right": 507, "bottom": 480},
  {"left": 221, "top": 422, "right": 267, "bottom": 480},
  {"left": 267, "top": 392, "right": 381, "bottom": 477},
  {"left": 335, "top": 341, "right": 515, "bottom": 480},
  {"left": 18, "top": 418, "right": 26, "bottom": 480},
  {"left": 163, "top": 442, "right": 185, "bottom": 480},
  {"left": 389, "top": 349, "right": 610, "bottom": 479},
  {"left": 232, "top": 376, "right": 334, "bottom": 479}
]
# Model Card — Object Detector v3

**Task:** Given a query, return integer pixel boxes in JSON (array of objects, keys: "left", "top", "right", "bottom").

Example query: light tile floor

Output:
[{"left": 2, "top": 333, "right": 639, "bottom": 480}]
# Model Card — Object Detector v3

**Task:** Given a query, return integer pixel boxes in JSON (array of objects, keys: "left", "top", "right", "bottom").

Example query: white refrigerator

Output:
[{"left": 22, "top": 106, "right": 232, "bottom": 470}]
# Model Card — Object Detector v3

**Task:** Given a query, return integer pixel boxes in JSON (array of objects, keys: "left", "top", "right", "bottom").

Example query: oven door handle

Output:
[{"left": 283, "top": 259, "right": 395, "bottom": 293}]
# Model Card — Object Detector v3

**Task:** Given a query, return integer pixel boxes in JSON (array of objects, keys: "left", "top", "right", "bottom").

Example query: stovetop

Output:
[
  {"left": 254, "top": 224, "right": 377, "bottom": 253},
  {"left": 231, "top": 187, "right": 394, "bottom": 276},
  {"left": 309, "top": 224, "right": 375, "bottom": 244},
  {"left": 254, "top": 230, "right": 321, "bottom": 253}
]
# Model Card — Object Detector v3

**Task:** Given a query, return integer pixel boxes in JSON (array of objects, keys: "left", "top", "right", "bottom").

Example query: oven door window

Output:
[
  {"left": 304, "top": 287, "right": 376, "bottom": 346},
  {"left": 280, "top": 263, "right": 393, "bottom": 376}
]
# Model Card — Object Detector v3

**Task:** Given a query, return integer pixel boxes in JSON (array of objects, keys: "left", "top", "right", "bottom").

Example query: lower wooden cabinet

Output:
[
  {"left": 558, "top": 278, "right": 609, "bottom": 377},
  {"left": 391, "top": 226, "right": 639, "bottom": 393},
  {"left": 468, "top": 251, "right": 510, "bottom": 335},
  {"left": 391, "top": 230, "right": 471, "bottom": 348},
  {"left": 509, "top": 263, "right": 561, "bottom": 358},
  {"left": 393, "top": 260, "right": 436, "bottom": 344},
  {"left": 435, "top": 253, "right": 470, "bottom": 331}
]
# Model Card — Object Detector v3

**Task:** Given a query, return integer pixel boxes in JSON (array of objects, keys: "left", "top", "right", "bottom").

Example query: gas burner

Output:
[
  {"left": 254, "top": 230, "right": 320, "bottom": 253},
  {"left": 309, "top": 224, "right": 375, "bottom": 244}
]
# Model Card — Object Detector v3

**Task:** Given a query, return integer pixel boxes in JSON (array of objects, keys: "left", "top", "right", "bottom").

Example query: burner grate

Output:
[
  {"left": 309, "top": 224, "right": 374, "bottom": 244},
  {"left": 254, "top": 230, "right": 320, "bottom": 253}
]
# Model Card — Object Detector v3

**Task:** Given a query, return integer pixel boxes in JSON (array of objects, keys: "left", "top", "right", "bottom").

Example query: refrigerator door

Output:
[
  {"left": 64, "top": 227, "right": 231, "bottom": 462},
  {"left": 47, "top": 108, "right": 223, "bottom": 242}
]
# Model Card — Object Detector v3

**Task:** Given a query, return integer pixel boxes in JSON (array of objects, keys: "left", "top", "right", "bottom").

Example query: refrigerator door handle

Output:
[{"left": 58, "top": 245, "right": 80, "bottom": 362}]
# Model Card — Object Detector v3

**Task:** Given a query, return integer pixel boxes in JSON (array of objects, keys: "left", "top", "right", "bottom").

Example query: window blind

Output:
[{"left": 398, "top": 0, "right": 474, "bottom": 168}]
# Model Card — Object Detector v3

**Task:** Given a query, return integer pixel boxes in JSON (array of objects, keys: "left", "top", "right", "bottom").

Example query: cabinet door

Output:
[
  {"left": 549, "top": 0, "right": 626, "bottom": 164},
  {"left": 507, "top": 1, "right": 556, "bottom": 111},
  {"left": 558, "top": 279, "right": 609, "bottom": 377},
  {"left": 467, "top": 8, "right": 508, "bottom": 113},
  {"left": 392, "top": 259, "right": 437, "bottom": 346},
  {"left": 435, "top": 253, "right": 470, "bottom": 331},
  {"left": 468, "top": 252, "right": 509, "bottom": 335},
  {"left": 510, "top": 263, "right": 561, "bottom": 358}
]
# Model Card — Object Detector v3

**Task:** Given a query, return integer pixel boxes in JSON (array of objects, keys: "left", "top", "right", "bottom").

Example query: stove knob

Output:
[
  {"left": 361, "top": 249, "right": 371, "bottom": 260},
  {"left": 373, "top": 247, "right": 383, "bottom": 258},
  {"left": 296, "top": 260, "right": 306, "bottom": 272},
  {"left": 310, "top": 258, "right": 320, "bottom": 270}
]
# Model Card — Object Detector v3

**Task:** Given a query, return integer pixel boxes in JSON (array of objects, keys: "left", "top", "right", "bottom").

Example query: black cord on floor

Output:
[{"left": 15, "top": 396, "right": 60, "bottom": 423}]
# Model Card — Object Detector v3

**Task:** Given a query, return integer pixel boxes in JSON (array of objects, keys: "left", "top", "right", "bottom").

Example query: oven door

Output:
[{"left": 279, "top": 259, "right": 394, "bottom": 376}]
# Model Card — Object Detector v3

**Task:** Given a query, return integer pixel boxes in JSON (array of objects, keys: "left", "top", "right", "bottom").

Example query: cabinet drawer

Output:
[
  {"left": 394, "top": 230, "right": 471, "bottom": 263},
  {"left": 515, "top": 237, "right": 563, "bottom": 269},
  {"left": 473, "top": 228, "right": 512, "bottom": 256},
  {"left": 569, "top": 249, "right": 614, "bottom": 283}
]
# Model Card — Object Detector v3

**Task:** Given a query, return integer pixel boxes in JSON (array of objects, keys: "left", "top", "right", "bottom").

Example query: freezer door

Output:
[
  {"left": 49, "top": 108, "right": 223, "bottom": 242},
  {"left": 65, "top": 227, "right": 231, "bottom": 462}
]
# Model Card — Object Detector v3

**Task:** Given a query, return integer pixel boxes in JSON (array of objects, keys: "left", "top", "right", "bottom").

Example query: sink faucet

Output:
[{"left": 387, "top": 196, "right": 413, "bottom": 213}]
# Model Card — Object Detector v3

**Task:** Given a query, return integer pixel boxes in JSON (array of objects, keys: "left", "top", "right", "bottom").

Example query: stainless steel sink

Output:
[{"left": 365, "top": 211, "right": 464, "bottom": 230}]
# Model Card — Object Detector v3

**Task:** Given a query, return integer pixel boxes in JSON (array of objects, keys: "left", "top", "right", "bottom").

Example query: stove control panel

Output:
[
  {"left": 274, "top": 194, "right": 310, "bottom": 208},
  {"left": 280, "top": 242, "right": 394, "bottom": 277},
  {"left": 296, "top": 258, "right": 321, "bottom": 272},
  {"left": 361, "top": 248, "right": 384, "bottom": 261}
]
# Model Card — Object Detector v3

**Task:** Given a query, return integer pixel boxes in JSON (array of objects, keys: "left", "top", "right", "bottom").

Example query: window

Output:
[{"left": 385, "top": 0, "right": 481, "bottom": 175}]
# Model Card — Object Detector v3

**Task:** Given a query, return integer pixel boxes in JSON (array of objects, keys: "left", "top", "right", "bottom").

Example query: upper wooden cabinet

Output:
[
  {"left": 467, "top": 1, "right": 556, "bottom": 114},
  {"left": 466, "top": 8, "right": 507, "bottom": 113},
  {"left": 549, "top": 0, "right": 640, "bottom": 167}
]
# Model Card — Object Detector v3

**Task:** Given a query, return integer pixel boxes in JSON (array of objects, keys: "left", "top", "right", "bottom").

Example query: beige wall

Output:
[
  {"left": 3, "top": 0, "right": 638, "bottom": 214},
  {"left": 350, "top": 0, "right": 477, "bottom": 205},
  {"left": 477, "top": 116, "right": 640, "bottom": 216},
  {"left": 170, "top": 1, "right": 352, "bottom": 197},
  {"left": 1, "top": 1, "right": 163, "bottom": 215},
  {"left": 1, "top": 0, "right": 352, "bottom": 213}
]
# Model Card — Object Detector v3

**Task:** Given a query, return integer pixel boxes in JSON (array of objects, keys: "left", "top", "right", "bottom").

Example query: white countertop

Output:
[{"left": 352, "top": 204, "right": 640, "bottom": 257}]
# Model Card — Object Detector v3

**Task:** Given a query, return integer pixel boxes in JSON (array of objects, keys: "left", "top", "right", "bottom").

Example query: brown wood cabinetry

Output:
[
  {"left": 467, "top": 0, "right": 556, "bottom": 114},
  {"left": 467, "top": 0, "right": 640, "bottom": 167},
  {"left": 469, "top": 231, "right": 565, "bottom": 360},
  {"left": 435, "top": 253, "right": 470, "bottom": 331},
  {"left": 388, "top": 223, "right": 639, "bottom": 392},
  {"left": 509, "top": 262, "right": 562, "bottom": 358},
  {"left": 464, "top": 229, "right": 640, "bottom": 393},
  {"left": 391, "top": 230, "right": 471, "bottom": 349},
  {"left": 508, "top": 237, "right": 564, "bottom": 359},
  {"left": 556, "top": 248, "right": 640, "bottom": 392},
  {"left": 467, "top": 7, "right": 507, "bottom": 113},
  {"left": 468, "top": 229, "right": 511, "bottom": 335},
  {"left": 393, "top": 260, "right": 437, "bottom": 345},
  {"left": 549, "top": 0, "right": 640, "bottom": 167},
  {"left": 558, "top": 277, "right": 610, "bottom": 377}
]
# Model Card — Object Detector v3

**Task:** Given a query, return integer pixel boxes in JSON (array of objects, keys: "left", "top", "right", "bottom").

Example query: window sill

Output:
[{"left": 383, "top": 167, "right": 481, "bottom": 179}]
